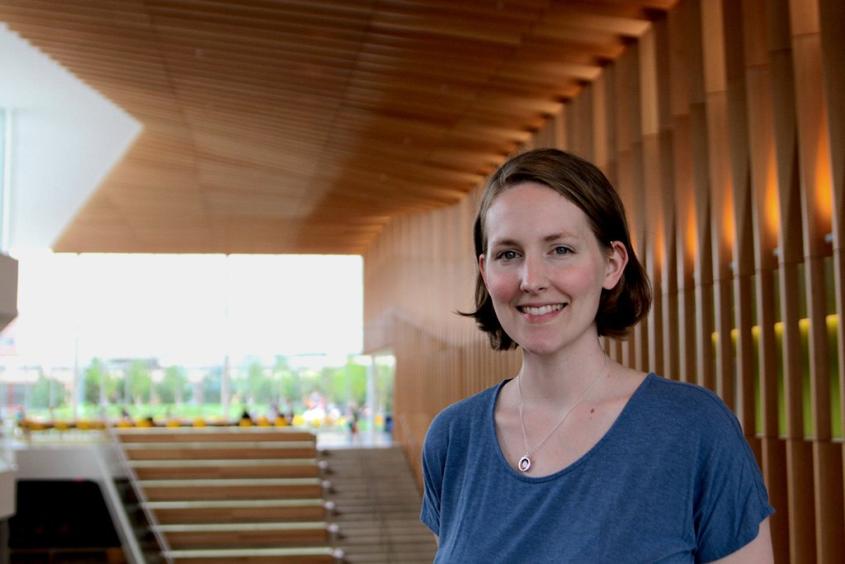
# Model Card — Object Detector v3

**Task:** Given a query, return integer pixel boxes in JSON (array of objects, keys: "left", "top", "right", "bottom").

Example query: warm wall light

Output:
[
  {"left": 722, "top": 184, "right": 736, "bottom": 257},
  {"left": 685, "top": 206, "right": 698, "bottom": 265},
  {"left": 765, "top": 149, "right": 781, "bottom": 244},
  {"left": 654, "top": 229, "right": 665, "bottom": 274},
  {"left": 814, "top": 122, "right": 833, "bottom": 236}
]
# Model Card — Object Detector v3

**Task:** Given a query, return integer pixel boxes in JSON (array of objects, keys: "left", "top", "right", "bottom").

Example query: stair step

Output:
[
  {"left": 157, "top": 521, "right": 337, "bottom": 549},
  {"left": 165, "top": 546, "right": 343, "bottom": 564},
  {"left": 129, "top": 458, "right": 326, "bottom": 479},
  {"left": 139, "top": 478, "right": 329, "bottom": 501},
  {"left": 116, "top": 428, "right": 315, "bottom": 443},
  {"left": 124, "top": 441, "right": 317, "bottom": 460},
  {"left": 146, "top": 499, "right": 332, "bottom": 523}
]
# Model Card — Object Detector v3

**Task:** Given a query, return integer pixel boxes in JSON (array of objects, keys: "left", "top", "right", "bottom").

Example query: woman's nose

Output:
[{"left": 519, "top": 255, "right": 548, "bottom": 293}]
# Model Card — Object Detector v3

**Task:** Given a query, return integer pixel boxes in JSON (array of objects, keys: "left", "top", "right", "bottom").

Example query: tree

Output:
[
  {"left": 323, "top": 359, "right": 366, "bottom": 407},
  {"left": 31, "top": 374, "right": 66, "bottom": 409},
  {"left": 202, "top": 368, "right": 222, "bottom": 404},
  {"left": 126, "top": 360, "right": 152, "bottom": 404},
  {"left": 83, "top": 358, "right": 115, "bottom": 405},
  {"left": 275, "top": 356, "right": 302, "bottom": 408},
  {"left": 239, "top": 360, "right": 274, "bottom": 405},
  {"left": 156, "top": 366, "right": 190, "bottom": 404}
]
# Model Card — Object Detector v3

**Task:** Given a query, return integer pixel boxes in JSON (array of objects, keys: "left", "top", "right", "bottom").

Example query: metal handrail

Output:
[
  {"left": 93, "top": 449, "right": 145, "bottom": 564},
  {"left": 107, "top": 425, "right": 174, "bottom": 564}
]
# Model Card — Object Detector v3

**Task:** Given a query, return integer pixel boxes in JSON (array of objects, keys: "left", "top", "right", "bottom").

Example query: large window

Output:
[{"left": 0, "top": 108, "right": 9, "bottom": 253}]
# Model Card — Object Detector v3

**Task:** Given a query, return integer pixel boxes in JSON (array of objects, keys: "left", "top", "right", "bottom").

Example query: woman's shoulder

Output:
[
  {"left": 423, "top": 380, "right": 503, "bottom": 450},
  {"left": 637, "top": 374, "right": 747, "bottom": 438}
]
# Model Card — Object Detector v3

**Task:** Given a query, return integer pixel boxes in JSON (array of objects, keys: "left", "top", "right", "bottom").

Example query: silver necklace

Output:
[{"left": 515, "top": 365, "right": 606, "bottom": 473}]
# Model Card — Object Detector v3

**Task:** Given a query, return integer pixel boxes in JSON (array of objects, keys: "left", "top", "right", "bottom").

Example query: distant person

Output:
[
  {"left": 239, "top": 408, "right": 253, "bottom": 426},
  {"left": 348, "top": 404, "right": 360, "bottom": 439}
]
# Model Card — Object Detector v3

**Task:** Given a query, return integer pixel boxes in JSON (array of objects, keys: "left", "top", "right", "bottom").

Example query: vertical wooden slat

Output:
[
  {"left": 621, "top": 43, "right": 649, "bottom": 373},
  {"left": 649, "top": 14, "right": 679, "bottom": 383},
  {"left": 613, "top": 47, "right": 637, "bottom": 369},
  {"left": 742, "top": 0, "right": 790, "bottom": 557},
  {"left": 553, "top": 109, "right": 568, "bottom": 151},
  {"left": 683, "top": 0, "right": 717, "bottom": 392},
  {"left": 701, "top": 0, "right": 736, "bottom": 408},
  {"left": 668, "top": 4, "right": 698, "bottom": 385},
  {"left": 765, "top": 0, "right": 818, "bottom": 560},
  {"left": 639, "top": 23, "right": 667, "bottom": 377},
  {"left": 788, "top": 0, "right": 844, "bottom": 561},
  {"left": 719, "top": 0, "right": 756, "bottom": 435},
  {"left": 592, "top": 73, "right": 610, "bottom": 173}
]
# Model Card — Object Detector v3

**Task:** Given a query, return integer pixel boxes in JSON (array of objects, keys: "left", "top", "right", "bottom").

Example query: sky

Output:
[{"left": 2, "top": 251, "right": 363, "bottom": 368}]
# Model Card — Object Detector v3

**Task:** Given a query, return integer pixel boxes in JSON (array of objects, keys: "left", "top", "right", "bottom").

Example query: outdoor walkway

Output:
[{"left": 316, "top": 430, "right": 393, "bottom": 449}]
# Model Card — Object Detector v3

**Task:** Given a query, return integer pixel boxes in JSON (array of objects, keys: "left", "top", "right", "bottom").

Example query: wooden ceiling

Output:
[{"left": 1, "top": 0, "right": 674, "bottom": 254}]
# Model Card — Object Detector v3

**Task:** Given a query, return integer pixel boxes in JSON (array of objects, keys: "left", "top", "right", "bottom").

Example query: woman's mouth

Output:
[{"left": 517, "top": 303, "right": 566, "bottom": 316}]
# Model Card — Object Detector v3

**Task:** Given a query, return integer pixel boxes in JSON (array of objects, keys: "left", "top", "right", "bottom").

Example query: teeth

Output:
[{"left": 521, "top": 304, "right": 563, "bottom": 315}]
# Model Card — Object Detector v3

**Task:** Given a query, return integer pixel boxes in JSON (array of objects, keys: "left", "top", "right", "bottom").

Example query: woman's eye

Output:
[
  {"left": 553, "top": 246, "right": 572, "bottom": 255},
  {"left": 496, "top": 250, "right": 519, "bottom": 260}
]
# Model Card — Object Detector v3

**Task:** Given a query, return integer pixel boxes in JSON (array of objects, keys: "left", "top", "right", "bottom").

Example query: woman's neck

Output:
[{"left": 517, "top": 332, "right": 609, "bottom": 408}]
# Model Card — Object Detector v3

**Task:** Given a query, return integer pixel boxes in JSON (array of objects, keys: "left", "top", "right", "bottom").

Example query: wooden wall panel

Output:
[{"left": 363, "top": 0, "right": 844, "bottom": 560}]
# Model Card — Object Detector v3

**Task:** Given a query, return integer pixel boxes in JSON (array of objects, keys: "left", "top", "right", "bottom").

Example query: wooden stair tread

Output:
[
  {"left": 156, "top": 521, "right": 332, "bottom": 533},
  {"left": 165, "top": 547, "right": 342, "bottom": 557},
  {"left": 123, "top": 440, "right": 316, "bottom": 449},
  {"left": 116, "top": 428, "right": 314, "bottom": 441},
  {"left": 129, "top": 458, "right": 323, "bottom": 467},
  {"left": 139, "top": 477, "right": 325, "bottom": 487},
  {"left": 145, "top": 499, "right": 327, "bottom": 509}
]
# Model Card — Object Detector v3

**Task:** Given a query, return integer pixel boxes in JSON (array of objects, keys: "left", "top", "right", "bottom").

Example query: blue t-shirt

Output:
[{"left": 421, "top": 374, "right": 773, "bottom": 563}]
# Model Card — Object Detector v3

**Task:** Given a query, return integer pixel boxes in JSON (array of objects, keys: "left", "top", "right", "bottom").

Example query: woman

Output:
[{"left": 420, "top": 149, "right": 773, "bottom": 563}]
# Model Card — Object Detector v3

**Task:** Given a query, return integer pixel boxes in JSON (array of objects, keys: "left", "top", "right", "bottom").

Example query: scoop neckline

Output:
[{"left": 489, "top": 372, "right": 656, "bottom": 483}]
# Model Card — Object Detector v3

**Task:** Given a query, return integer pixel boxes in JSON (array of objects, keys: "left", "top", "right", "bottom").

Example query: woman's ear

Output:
[
  {"left": 478, "top": 253, "right": 488, "bottom": 286},
  {"left": 603, "top": 241, "right": 628, "bottom": 290}
]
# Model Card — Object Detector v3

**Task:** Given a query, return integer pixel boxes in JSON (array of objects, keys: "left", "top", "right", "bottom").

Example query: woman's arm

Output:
[{"left": 708, "top": 519, "right": 773, "bottom": 563}]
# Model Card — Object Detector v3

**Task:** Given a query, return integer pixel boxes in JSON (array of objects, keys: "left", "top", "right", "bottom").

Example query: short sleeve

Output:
[
  {"left": 420, "top": 414, "right": 447, "bottom": 535},
  {"left": 693, "top": 403, "right": 774, "bottom": 562}
]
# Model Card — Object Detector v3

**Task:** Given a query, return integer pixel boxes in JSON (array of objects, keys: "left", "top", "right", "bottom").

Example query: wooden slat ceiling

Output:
[{"left": 0, "top": 0, "right": 674, "bottom": 254}]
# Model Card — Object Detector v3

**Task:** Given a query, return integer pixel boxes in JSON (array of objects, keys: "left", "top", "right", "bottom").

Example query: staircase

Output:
[
  {"left": 113, "top": 427, "right": 342, "bottom": 564},
  {"left": 325, "top": 447, "right": 436, "bottom": 563}
]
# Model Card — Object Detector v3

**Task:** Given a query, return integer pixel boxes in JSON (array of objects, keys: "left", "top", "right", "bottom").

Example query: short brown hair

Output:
[{"left": 463, "top": 148, "right": 651, "bottom": 350}]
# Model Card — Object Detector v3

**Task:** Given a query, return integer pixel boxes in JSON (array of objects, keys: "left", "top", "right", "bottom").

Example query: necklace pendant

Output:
[{"left": 518, "top": 455, "right": 532, "bottom": 473}]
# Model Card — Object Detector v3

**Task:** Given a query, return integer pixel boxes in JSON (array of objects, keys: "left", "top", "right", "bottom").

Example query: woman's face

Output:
[{"left": 479, "top": 182, "right": 626, "bottom": 356}]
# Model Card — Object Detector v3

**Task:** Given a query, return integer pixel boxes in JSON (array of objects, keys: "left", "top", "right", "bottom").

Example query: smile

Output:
[{"left": 517, "top": 303, "right": 566, "bottom": 315}]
